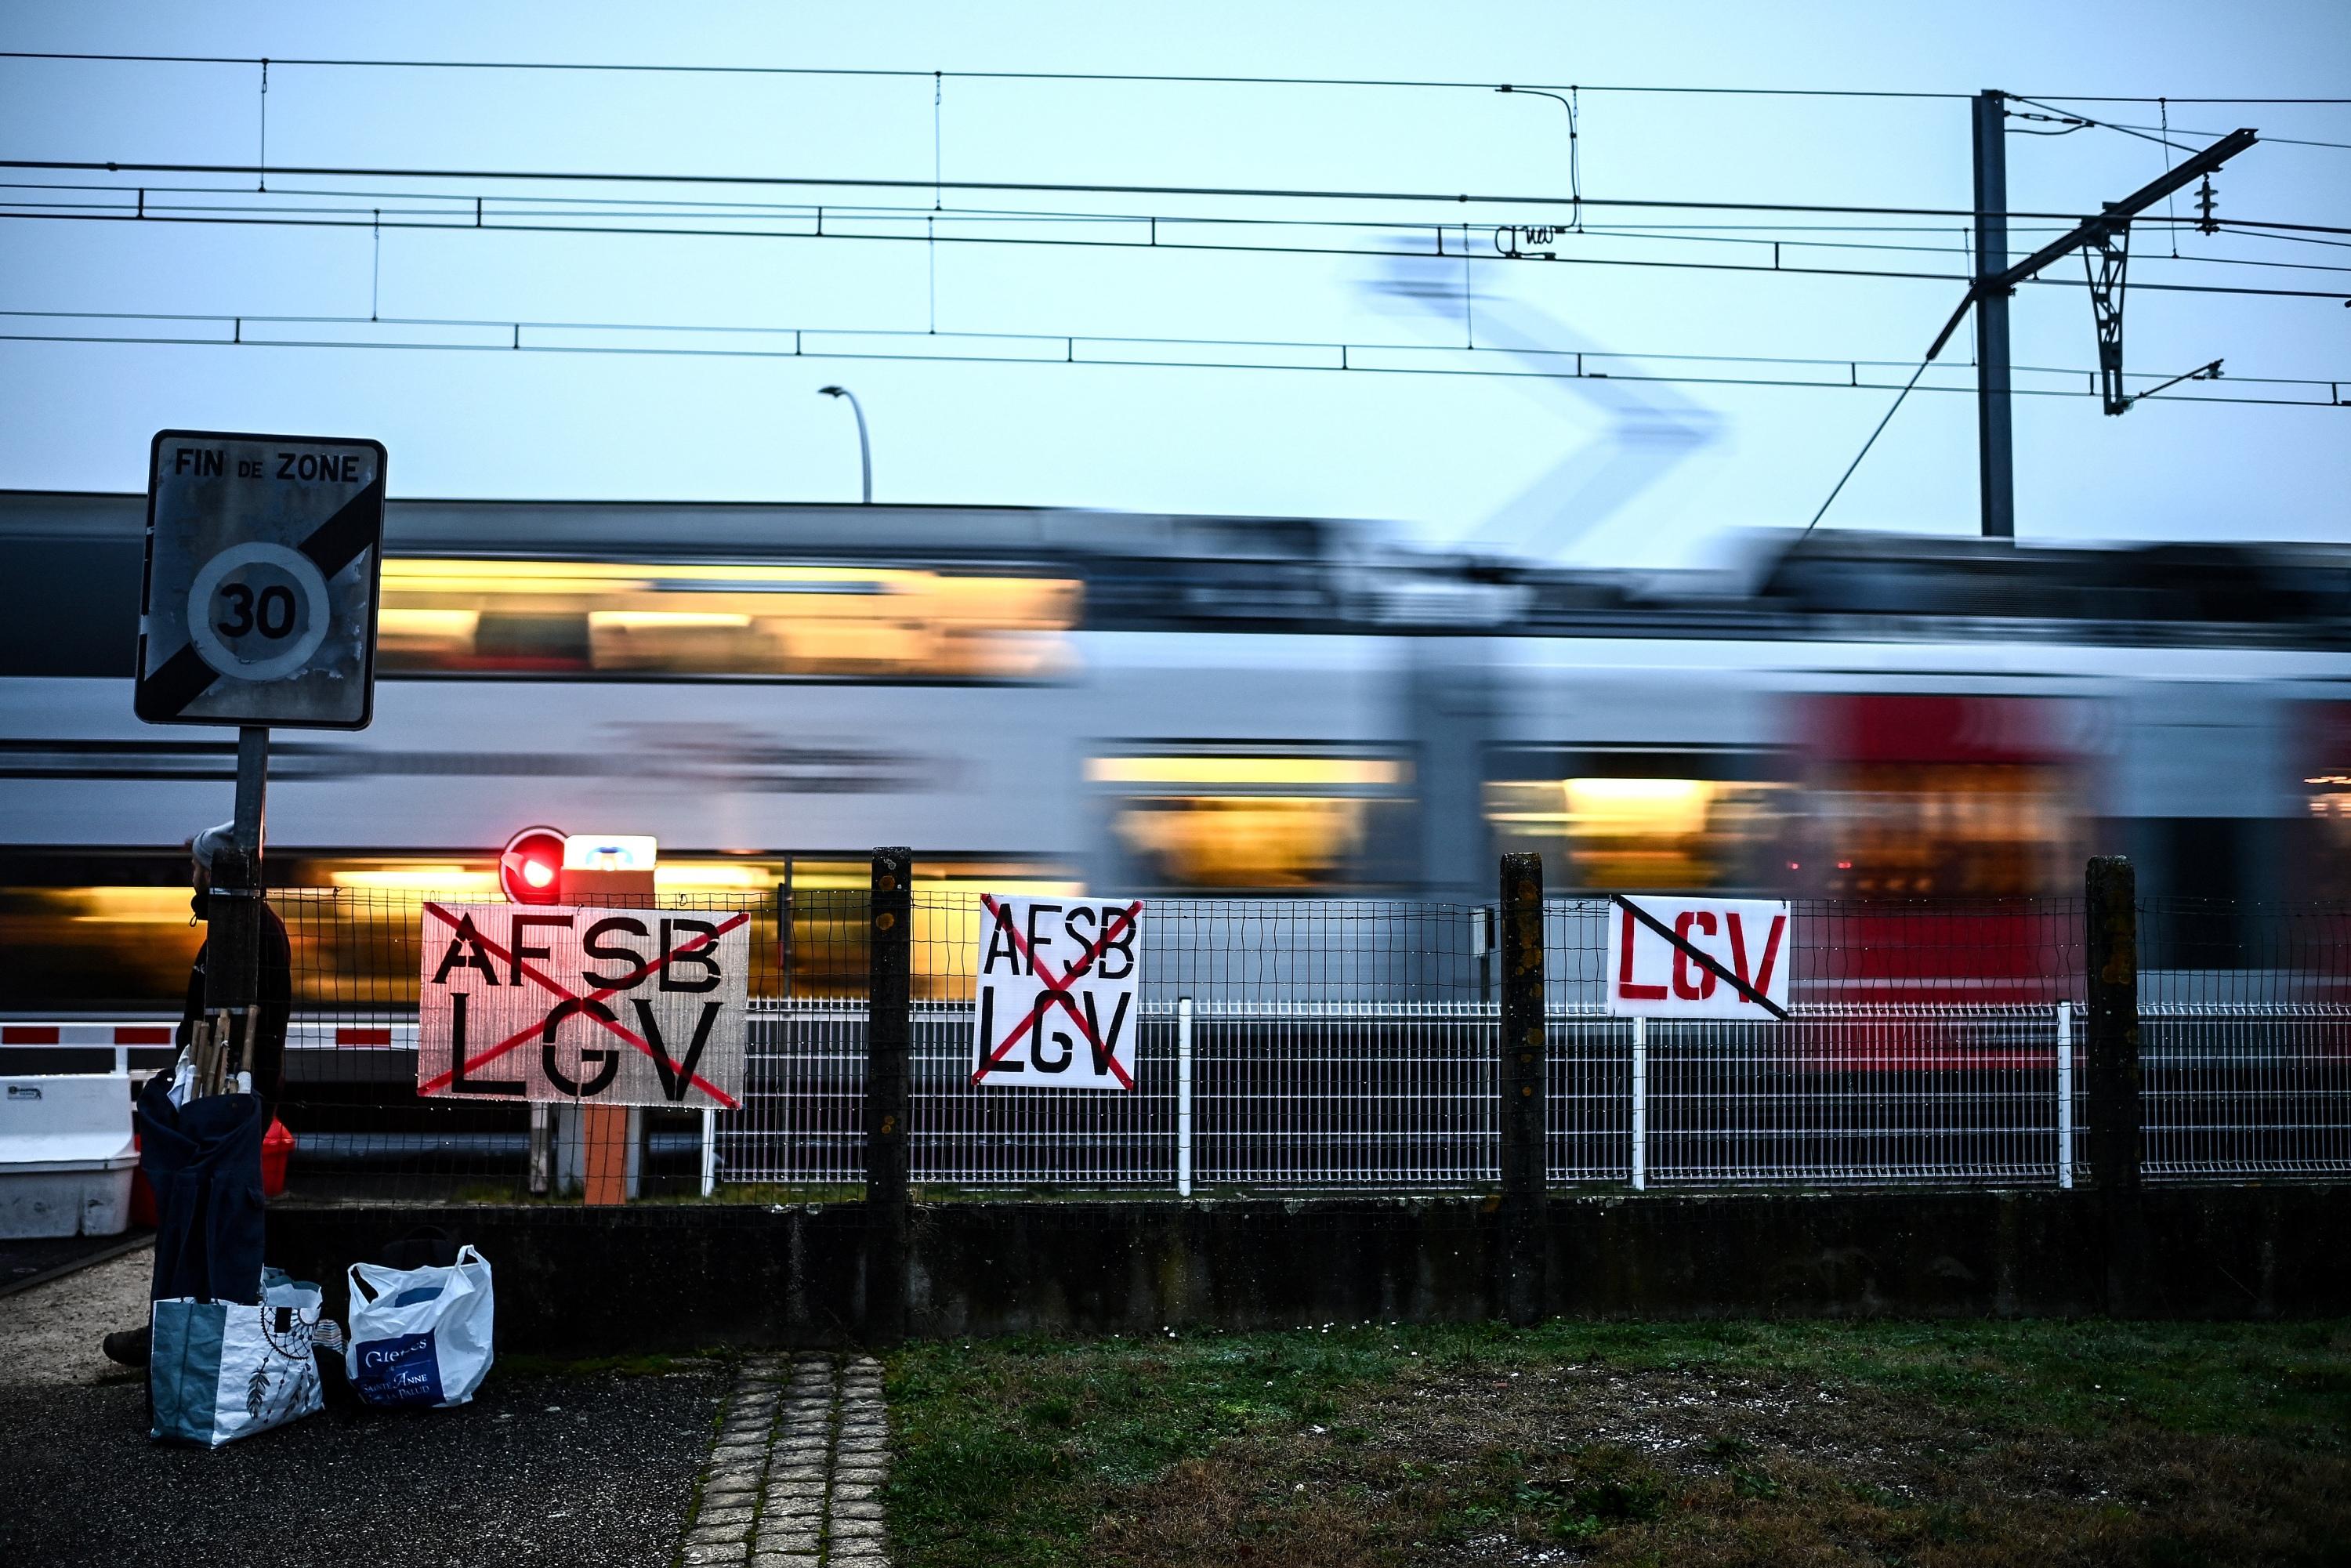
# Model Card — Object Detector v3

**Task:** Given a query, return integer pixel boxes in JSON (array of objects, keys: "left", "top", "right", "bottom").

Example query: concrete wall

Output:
[{"left": 267, "top": 1186, "right": 2351, "bottom": 1359}]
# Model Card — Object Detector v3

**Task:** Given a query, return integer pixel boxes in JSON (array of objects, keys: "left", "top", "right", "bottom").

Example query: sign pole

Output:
[
  {"left": 221, "top": 723, "right": 269, "bottom": 1085},
  {"left": 232, "top": 724, "right": 269, "bottom": 860}
]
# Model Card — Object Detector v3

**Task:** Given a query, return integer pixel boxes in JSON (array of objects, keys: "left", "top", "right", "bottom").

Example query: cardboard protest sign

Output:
[
  {"left": 970, "top": 894, "right": 1143, "bottom": 1090},
  {"left": 417, "top": 902, "right": 748, "bottom": 1108},
  {"left": 1607, "top": 894, "right": 1793, "bottom": 1020}
]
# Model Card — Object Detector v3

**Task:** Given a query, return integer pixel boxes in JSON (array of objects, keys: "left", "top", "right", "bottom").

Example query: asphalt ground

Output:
[{"left": 0, "top": 1245, "right": 727, "bottom": 1568}]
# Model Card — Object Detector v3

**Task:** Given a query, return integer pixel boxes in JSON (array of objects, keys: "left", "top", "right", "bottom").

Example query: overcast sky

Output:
[{"left": 2, "top": 2, "right": 2345, "bottom": 567}]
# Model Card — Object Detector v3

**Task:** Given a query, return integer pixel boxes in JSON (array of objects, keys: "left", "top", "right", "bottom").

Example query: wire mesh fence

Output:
[
  {"left": 1636, "top": 1007, "right": 2081, "bottom": 1187},
  {"left": 15, "top": 883, "right": 2349, "bottom": 1199},
  {"left": 2136, "top": 897, "right": 2351, "bottom": 1181}
]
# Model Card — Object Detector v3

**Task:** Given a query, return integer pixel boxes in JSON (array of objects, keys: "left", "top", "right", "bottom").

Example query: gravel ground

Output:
[
  {"left": 0, "top": 1244, "right": 154, "bottom": 1384},
  {"left": 0, "top": 1248, "right": 727, "bottom": 1567},
  {"left": 0, "top": 1230, "right": 152, "bottom": 1297}
]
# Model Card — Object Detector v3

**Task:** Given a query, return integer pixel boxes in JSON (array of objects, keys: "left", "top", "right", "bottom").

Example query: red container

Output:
[
  {"left": 261, "top": 1118, "right": 295, "bottom": 1197},
  {"left": 129, "top": 1117, "right": 296, "bottom": 1224}
]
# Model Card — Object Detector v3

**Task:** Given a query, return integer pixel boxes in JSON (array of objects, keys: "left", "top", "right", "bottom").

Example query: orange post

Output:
[
  {"left": 580, "top": 1106, "right": 632, "bottom": 1208},
  {"left": 561, "top": 844, "right": 656, "bottom": 1207}
]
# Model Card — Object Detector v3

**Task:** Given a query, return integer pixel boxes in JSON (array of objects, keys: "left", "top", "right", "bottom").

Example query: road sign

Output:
[
  {"left": 415, "top": 902, "right": 749, "bottom": 1109},
  {"left": 971, "top": 894, "right": 1143, "bottom": 1090},
  {"left": 136, "top": 429, "right": 387, "bottom": 729},
  {"left": 1607, "top": 893, "right": 1794, "bottom": 1019}
]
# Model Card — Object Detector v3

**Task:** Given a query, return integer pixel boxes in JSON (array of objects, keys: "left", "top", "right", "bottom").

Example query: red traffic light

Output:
[{"left": 499, "top": 826, "right": 567, "bottom": 904}]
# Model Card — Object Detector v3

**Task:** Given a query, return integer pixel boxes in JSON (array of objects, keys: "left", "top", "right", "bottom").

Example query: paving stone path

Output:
[{"left": 679, "top": 1353, "right": 890, "bottom": 1567}]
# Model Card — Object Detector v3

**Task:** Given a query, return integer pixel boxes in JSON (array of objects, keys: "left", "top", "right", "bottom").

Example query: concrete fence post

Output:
[
  {"left": 2085, "top": 855, "right": 2145, "bottom": 1313},
  {"left": 865, "top": 846, "right": 912, "bottom": 1345},
  {"left": 1498, "top": 851, "right": 1549, "bottom": 1325}
]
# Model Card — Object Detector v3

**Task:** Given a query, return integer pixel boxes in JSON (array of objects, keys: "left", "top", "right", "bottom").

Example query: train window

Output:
[
  {"left": 0, "top": 537, "right": 143, "bottom": 677},
  {"left": 376, "top": 559, "right": 1080, "bottom": 680},
  {"left": 1803, "top": 696, "right": 2084, "bottom": 898},
  {"left": 1483, "top": 754, "right": 1792, "bottom": 893},
  {"left": 2301, "top": 703, "right": 2351, "bottom": 900},
  {"left": 1091, "top": 752, "right": 1411, "bottom": 890},
  {"left": 1807, "top": 762, "right": 2081, "bottom": 896},
  {"left": 2303, "top": 781, "right": 2351, "bottom": 900},
  {"left": 0, "top": 856, "right": 1077, "bottom": 1012},
  {"left": 0, "top": 885, "right": 201, "bottom": 1012}
]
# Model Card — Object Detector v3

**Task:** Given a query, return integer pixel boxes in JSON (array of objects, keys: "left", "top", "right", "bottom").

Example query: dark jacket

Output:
[
  {"left": 176, "top": 894, "right": 293, "bottom": 1111},
  {"left": 137, "top": 1075, "right": 266, "bottom": 1304}
]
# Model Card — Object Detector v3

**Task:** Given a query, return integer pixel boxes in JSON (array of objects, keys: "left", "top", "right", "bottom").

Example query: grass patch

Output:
[{"left": 885, "top": 1318, "right": 2351, "bottom": 1567}]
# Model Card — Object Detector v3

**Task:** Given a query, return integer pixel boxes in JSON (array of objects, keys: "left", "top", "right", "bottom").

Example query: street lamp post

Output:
[{"left": 817, "top": 386, "right": 871, "bottom": 504}]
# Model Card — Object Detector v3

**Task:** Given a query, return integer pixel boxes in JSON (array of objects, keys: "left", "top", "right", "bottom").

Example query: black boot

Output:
[{"left": 101, "top": 1325, "right": 151, "bottom": 1367}]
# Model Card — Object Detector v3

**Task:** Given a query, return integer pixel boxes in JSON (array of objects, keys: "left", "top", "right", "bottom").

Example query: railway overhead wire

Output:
[
  {"left": 3, "top": 308, "right": 2339, "bottom": 409},
  {"left": 0, "top": 176, "right": 2343, "bottom": 304},
  {"left": 5, "top": 49, "right": 2350, "bottom": 107}
]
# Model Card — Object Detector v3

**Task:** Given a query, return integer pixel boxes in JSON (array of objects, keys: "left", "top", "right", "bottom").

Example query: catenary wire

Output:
[
  {"left": 12, "top": 186, "right": 2342, "bottom": 277},
  {"left": 8, "top": 157, "right": 2347, "bottom": 237},
  {"left": 5, "top": 201, "right": 2341, "bottom": 301},
  {"left": 3, "top": 53, "right": 2348, "bottom": 106},
  {"left": 1802, "top": 355, "right": 1936, "bottom": 536},
  {"left": 2007, "top": 93, "right": 2203, "bottom": 154},
  {"left": 2, "top": 308, "right": 2339, "bottom": 407},
  {"left": 7, "top": 178, "right": 2336, "bottom": 263},
  {"left": 0, "top": 53, "right": 1976, "bottom": 96}
]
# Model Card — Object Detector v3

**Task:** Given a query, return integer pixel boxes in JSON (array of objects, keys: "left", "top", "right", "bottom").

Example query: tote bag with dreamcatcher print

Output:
[{"left": 151, "top": 1268, "right": 327, "bottom": 1447}]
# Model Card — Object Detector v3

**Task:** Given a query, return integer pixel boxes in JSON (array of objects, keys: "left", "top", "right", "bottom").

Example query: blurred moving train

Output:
[{"left": 3, "top": 487, "right": 2349, "bottom": 1012}]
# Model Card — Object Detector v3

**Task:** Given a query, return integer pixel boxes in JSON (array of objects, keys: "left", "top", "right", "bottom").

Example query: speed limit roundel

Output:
[{"left": 186, "top": 540, "right": 334, "bottom": 681}]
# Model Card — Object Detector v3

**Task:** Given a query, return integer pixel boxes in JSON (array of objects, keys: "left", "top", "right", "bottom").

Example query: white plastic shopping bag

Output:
[
  {"left": 150, "top": 1269, "right": 325, "bottom": 1447},
  {"left": 345, "top": 1244, "right": 494, "bottom": 1407}
]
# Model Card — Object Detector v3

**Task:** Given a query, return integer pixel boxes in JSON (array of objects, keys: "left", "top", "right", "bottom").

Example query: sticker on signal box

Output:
[
  {"left": 1606, "top": 894, "right": 1793, "bottom": 1020},
  {"left": 971, "top": 894, "right": 1143, "bottom": 1091}
]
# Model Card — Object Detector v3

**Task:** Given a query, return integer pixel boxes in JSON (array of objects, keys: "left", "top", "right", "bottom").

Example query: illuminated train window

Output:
[
  {"left": 1809, "top": 762, "right": 2079, "bottom": 897},
  {"left": 1483, "top": 749, "right": 1791, "bottom": 893},
  {"left": 1090, "top": 751, "right": 1412, "bottom": 890},
  {"left": 1802, "top": 695, "right": 2085, "bottom": 898},
  {"left": 375, "top": 559, "right": 1080, "bottom": 679},
  {"left": 0, "top": 857, "right": 1077, "bottom": 1011},
  {"left": 2302, "top": 702, "right": 2351, "bottom": 900}
]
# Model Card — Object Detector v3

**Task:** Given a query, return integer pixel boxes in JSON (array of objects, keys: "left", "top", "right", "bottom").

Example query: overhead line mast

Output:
[{"left": 1953, "top": 90, "right": 2258, "bottom": 539}]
